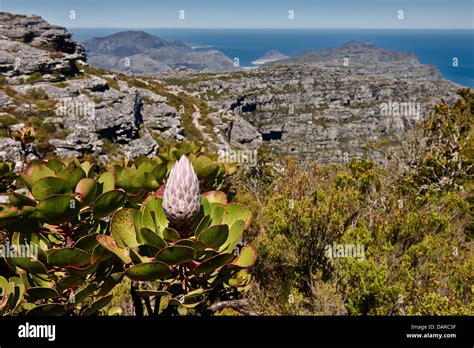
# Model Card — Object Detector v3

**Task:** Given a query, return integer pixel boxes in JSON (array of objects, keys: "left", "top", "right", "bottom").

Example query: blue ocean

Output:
[{"left": 71, "top": 28, "right": 474, "bottom": 87}]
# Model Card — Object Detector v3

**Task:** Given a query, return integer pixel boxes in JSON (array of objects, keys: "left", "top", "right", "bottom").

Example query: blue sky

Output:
[{"left": 2, "top": 0, "right": 473, "bottom": 29}]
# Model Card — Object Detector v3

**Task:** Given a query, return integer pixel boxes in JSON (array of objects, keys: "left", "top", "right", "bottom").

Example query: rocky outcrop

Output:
[
  {"left": 0, "top": 13, "right": 190, "bottom": 163},
  {"left": 206, "top": 110, "right": 262, "bottom": 149},
  {"left": 5, "top": 74, "right": 192, "bottom": 160},
  {"left": 141, "top": 99, "right": 184, "bottom": 140},
  {"left": 0, "top": 12, "right": 86, "bottom": 79},
  {"left": 226, "top": 115, "right": 263, "bottom": 148},
  {"left": 160, "top": 45, "right": 459, "bottom": 164},
  {"left": 0, "top": 137, "right": 21, "bottom": 162}
]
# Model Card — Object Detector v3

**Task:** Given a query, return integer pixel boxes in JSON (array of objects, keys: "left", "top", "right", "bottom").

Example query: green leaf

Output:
[
  {"left": 66, "top": 258, "right": 102, "bottom": 277},
  {"left": 29, "top": 273, "right": 54, "bottom": 288},
  {"left": 98, "top": 272, "right": 124, "bottom": 297},
  {"left": 155, "top": 245, "right": 195, "bottom": 265},
  {"left": 93, "top": 189, "right": 126, "bottom": 219},
  {"left": 0, "top": 212, "right": 40, "bottom": 234},
  {"left": 224, "top": 163, "right": 238, "bottom": 176},
  {"left": 140, "top": 227, "right": 167, "bottom": 250},
  {"left": 26, "top": 287, "right": 60, "bottom": 301},
  {"left": 9, "top": 192, "right": 36, "bottom": 207},
  {"left": 118, "top": 172, "right": 157, "bottom": 193},
  {"left": 9, "top": 277, "right": 25, "bottom": 311},
  {"left": 0, "top": 277, "right": 12, "bottom": 314},
  {"left": 34, "top": 194, "right": 80, "bottom": 224},
  {"left": 0, "top": 162, "right": 13, "bottom": 176},
  {"left": 110, "top": 209, "right": 139, "bottom": 248},
  {"left": 32, "top": 177, "right": 71, "bottom": 200},
  {"left": 98, "top": 171, "right": 115, "bottom": 192},
  {"left": 194, "top": 215, "right": 211, "bottom": 236},
  {"left": 11, "top": 252, "right": 48, "bottom": 275},
  {"left": 91, "top": 243, "right": 112, "bottom": 263},
  {"left": 0, "top": 280, "right": 21, "bottom": 314},
  {"left": 162, "top": 227, "right": 180, "bottom": 242},
  {"left": 96, "top": 235, "right": 132, "bottom": 264},
  {"left": 183, "top": 288, "right": 208, "bottom": 300},
  {"left": 175, "top": 239, "right": 205, "bottom": 253},
  {"left": 193, "top": 253, "right": 235, "bottom": 274},
  {"left": 80, "top": 161, "right": 95, "bottom": 177},
  {"left": 232, "top": 245, "right": 257, "bottom": 268},
  {"left": 0, "top": 276, "right": 9, "bottom": 291},
  {"left": 75, "top": 178, "right": 98, "bottom": 205},
  {"left": 26, "top": 160, "right": 55, "bottom": 183},
  {"left": 74, "top": 233, "right": 99, "bottom": 252},
  {"left": 194, "top": 156, "right": 219, "bottom": 179},
  {"left": 69, "top": 283, "right": 98, "bottom": 306},
  {"left": 125, "top": 262, "right": 170, "bottom": 281},
  {"left": 1, "top": 282, "right": 15, "bottom": 313},
  {"left": 57, "top": 165, "right": 85, "bottom": 189},
  {"left": 81, "top": 295, "right": 113, "bottom": 316},
  {"left": 57, "top": 276, "right": 85, "bottom": 291},
  {"left": 151, "top": 163, "right": 167, "bottom": 182},
  {"left": 201, "top": 196, "right": 212, "bottom": 216},
  {"left": 197, "top": 224, "right": 229, "bottom": 249},
  {"left": 26, "top": 303, "right": 66, "bottom": 316},
  {"left": 45, "top": 159, "right": 66, "bottom": 172},
  {"left": 135, "top": 164, "right": 160, "bottom": 189},
  {"left": 198, "top": 249, "right": 219, "bottom": 261},
  {"left": 141, "top": 196, "right": 168, "bottom": 233},
  {"left": 202, "top": 191, "right": 227, "bottom": 204},
  {"left": 220, "top": 220, "right": 245, "bottom": 254},
  {"left": 47, "top": 247, "right": 90, "bottom": 267},
  {"left": 130, "top": 209, "right": 143, "bottom": 242},
  {"left": 210, "top": 203, "right": 225, "bottom": 225},
  {"left": 194, "top": 155, "right": 214, "bottom": 169},
  {"left": 222, "top": 204, "right": 252, "bottom": 230}
]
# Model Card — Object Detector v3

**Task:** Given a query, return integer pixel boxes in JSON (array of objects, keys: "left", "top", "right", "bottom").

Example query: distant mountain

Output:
[
  {"left": 264, "top": 41, "right": 441, "bottom": 80},
  {"left": 252, "top": 50, "right": 289, "bottom": 65},
  {"left": 84, "top": 31, "right": 239, "bottom": 74}
]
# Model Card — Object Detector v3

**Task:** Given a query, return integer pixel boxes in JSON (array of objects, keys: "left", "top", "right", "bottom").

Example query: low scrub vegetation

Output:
[{"left": 0, "top": 89, "right": 472, "bottom": 316}]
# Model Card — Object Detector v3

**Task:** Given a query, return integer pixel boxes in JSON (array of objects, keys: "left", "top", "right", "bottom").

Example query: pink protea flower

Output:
[{"left": 162, "top": 155, "right": 201, "bottom": 228}]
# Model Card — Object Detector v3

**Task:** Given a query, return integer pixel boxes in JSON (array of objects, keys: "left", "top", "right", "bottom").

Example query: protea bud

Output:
[{"left": 162, "top": 155, "right": 201, "bottom": 229}]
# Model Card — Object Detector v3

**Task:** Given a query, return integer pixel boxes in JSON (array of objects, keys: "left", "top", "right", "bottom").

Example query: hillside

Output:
[
  {"left": 158, "top": 52, "right": 458, "bottom": 163},
  {"left": 84, "top": 30, "right": 239, "bottom": 73},
  {"left": 252, "top": 50, "right": 289, "bottom": 65},
  {"left": 264, "top": 41, "right": 441, "bottom": 80}
]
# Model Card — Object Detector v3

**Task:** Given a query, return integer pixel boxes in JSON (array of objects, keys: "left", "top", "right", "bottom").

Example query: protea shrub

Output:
[
  {"left": 0, "top": 146, "right": 257, "bottom": 316},
  {"left": 162, "top": 155, "right": 201, "bottom": 231}
]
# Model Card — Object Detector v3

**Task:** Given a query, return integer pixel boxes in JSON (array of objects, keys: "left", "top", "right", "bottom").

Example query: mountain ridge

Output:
[
  {"left": 84, "top": 30, "right": 239, "bottom": 73},
  {"left": 263, "top": 40, "right": 441, "bottom": 80}
]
